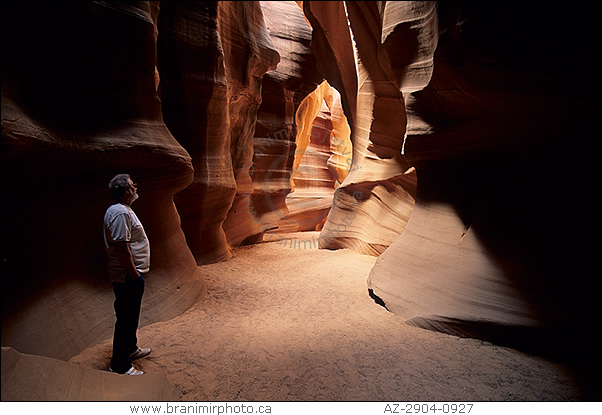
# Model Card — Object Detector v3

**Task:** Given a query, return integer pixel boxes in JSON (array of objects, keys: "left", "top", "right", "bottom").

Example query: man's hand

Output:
[{"left": 114, "top": 241, "right": 141, "bottom": 278}]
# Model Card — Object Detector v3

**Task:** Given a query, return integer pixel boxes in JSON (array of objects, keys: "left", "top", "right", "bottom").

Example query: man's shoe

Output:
[
  {"left": 130, "top": 347, "right": 151, "bottom": 360},
  {"left": 124, "top": 367, "right": 144, "bottom": 376},
  {"left": 109, "top": 366, "right": 144, "bottom": 376}
]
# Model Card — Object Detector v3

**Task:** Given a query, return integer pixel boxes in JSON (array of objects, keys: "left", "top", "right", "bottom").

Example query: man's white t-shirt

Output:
[{"left": 103, "top": 203, "right": 150, "bottom": 282}]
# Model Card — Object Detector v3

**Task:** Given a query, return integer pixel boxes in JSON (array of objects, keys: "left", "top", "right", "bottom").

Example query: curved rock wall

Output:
[
  {"left": 1, "top": 1, "right": 319, "bottom": 361},
  {"left": 291, "top": 80, "right": 352, "bottom": 191},
  {"left": 305, "top": 1, "right": 437, "bottom": 255},
  {"left": 158, "top": 1, "right": 237, "bottom": 265},
  {"left": 269, "top": 80, "right": 351, "bottom": 234},
  {"left": 323, "top": 83, "right": 353, "bottom": 187},
  {"left": 218, "top": 1, "right": 281, "bottom": 247},
  {"left": 273, "top": 82, "right": 337, "bottom": 233},
  {"left": 1, "top": 1, "right": 204, "bottom": 360},
  {"left": 2, "top": 0, "right": 599, "bottom": 367},
  {"left": 367, "top": 2, "right": 601, "bottom": 358},
  {"left": 158, "top": 1, "right": 319, "bottom": 261},
  {"left": 223, "top": 1, "right": 320, "bottom": 244}
]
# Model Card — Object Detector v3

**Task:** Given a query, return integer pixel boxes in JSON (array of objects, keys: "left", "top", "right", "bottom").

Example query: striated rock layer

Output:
[
  {"left": 305, "top": 1, "right": 438, "bottom": 255},
  {"left": 223, "top": 1, "right": 321, "bottom": 244},
  {"left": 367, "top": 2, "right": 601, "bottom": 360},
  {"left": 158, "top": 1, "right": 319, "bottom": 262},
  {"left": 0, "top": 1, "right": 319, "bottom": 367},
  {"left": 158, "top": 1, "right": 237, "bottom": 265},
  {"left": 218, "top": 0, "right": 281, "bottom": 248},
  {"left": 2, "top": 0, "right": 599, "bottom": 381},
  {"left": 1, "top": 2, "right": 205, "bottom": 361},
  {"left": 270, "top": 80, "right": 350, "bottom": 234}
]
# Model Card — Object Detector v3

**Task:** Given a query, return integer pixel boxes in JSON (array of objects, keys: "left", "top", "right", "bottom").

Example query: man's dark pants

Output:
[{"left": 111, "top": 274, "right": 145, "bottom": 373}]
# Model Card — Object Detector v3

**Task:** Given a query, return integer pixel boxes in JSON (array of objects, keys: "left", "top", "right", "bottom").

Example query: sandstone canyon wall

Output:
[
  {"left": 160, "top": 0, "right": 321, "bottom": 261},
  {"left": 0, "top": 0, "right": 324, "bottom": 364},
  {"left": 299, "top": 0, "right": 599, "bottom": 362},
  {"left": 1, "top": 0, "right": 600, "bottom": 373},
  {"left": 305, "top": 1, "right": 434, "bottom": 256},
  {"left": 221, "top": 0, "right": 322, "bottom": 247},
  {"left": 157, "top": 1, "right": 296, "bottom": 264},
  {"left": 365, "top": 2, "right": 601, "bottom": 359},
  {"left": 271, "top": 80, "right": 351, "bottom": 234},
  {"left": 157, "top": 1, "right": 238, "bottom": 265},
  {"left": 1, "top": 1, "right": 206, "bottom": 361}
]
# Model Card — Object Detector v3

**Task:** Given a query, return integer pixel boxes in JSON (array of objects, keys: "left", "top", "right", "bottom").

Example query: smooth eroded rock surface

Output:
[
  {"left": 272, "top": 80, "right": 349, "bottom": 233},
  {"left": 2, "top": 2, "right": 600, "bottom": 394},
  {"left": 1, "top": 1, "right": 205, "bottom": 361},
  {"left": 1, "top": 347, "right": 179, "bottom": 401},
  {"left": 367, "top": 1, "right": 601, "bottom": 359},
  {"left": 158, "top": 1, "right": 238, "bottom": 265},
  {"left": 223, "top": 1, "right": 321, "bottom": 243},
  {"left": 306, "top": 1, "right": 437, "bottom": 255}
]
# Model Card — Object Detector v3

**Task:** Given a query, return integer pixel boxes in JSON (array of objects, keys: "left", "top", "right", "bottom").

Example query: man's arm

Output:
[{"left": 113, "top": 241, "right": 141, "bottom": 279}]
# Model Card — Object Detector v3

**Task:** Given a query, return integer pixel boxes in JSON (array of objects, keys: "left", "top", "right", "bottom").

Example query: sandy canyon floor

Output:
[{"left": 70, "top": 232, "right": 597, "bottom": 401}]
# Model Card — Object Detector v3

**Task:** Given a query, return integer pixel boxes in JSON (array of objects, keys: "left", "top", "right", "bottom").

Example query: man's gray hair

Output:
[{"left": 108, "top": 174, "right": 132, "bottom": 201}]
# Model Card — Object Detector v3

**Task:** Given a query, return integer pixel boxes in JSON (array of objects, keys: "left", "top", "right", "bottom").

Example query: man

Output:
[{"left": 103, "top": 174, "right": 151, "bottom": 375}]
